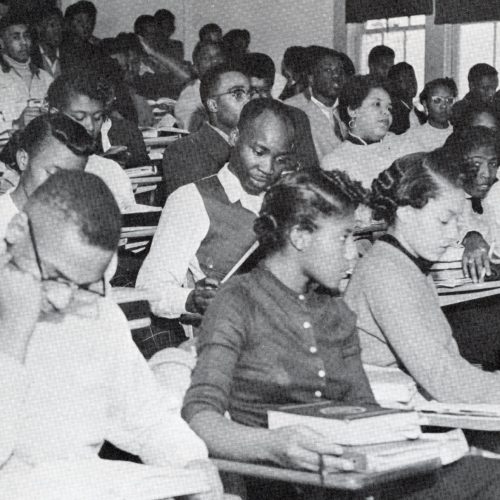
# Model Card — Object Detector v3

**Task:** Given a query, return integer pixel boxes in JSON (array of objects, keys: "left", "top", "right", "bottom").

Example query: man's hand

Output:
[
  {"left": 0, "top": 256, "right": 42, "bottom": 362},
  {"left": 267, "top": 425, "right": 354, "bottom": 473},
  {"left": 462, "top": 231, "right": 491, "bottom": 283},
  {"left": 14, "top": 106, "right": 42, "bottom": 129},
  {"left": 185, "top": 278, "right": 220, "bottom": 315},
  {"left": 185, "top": 459, "right": 224, "bottom": 500}
]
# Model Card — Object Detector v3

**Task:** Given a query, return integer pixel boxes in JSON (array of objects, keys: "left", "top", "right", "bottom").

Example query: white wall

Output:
[{"left": 62, "top": 0, "right": 337, "bottom": 67}]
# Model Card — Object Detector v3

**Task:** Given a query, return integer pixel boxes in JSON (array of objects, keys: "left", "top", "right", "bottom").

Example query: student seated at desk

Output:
[
  {"left": 182, "top": 168, "right": 500, "bottom": 500},
  {"left": 47, "top": 70, "right": 137, "bottom": 210},
  {"left": 136, "top": 99, "right": 296, "bottom": 350},
  {"left": 0, "top": 11, "right": 53, "bottom": 132},
  {"left": 320, "top": 75, "right": 402, "bottom": 189},
  {"left": 0, "top": 170, "right": 221, "bottom": 499},
  {"left": 443, "top": 127, "right": 500, "bottom": 283},
  {"left": 345, "top": 150, "right": 500, "bottom": 405},
  {"left": 0, "top": 113, "right": 93, "bottom": 239}
]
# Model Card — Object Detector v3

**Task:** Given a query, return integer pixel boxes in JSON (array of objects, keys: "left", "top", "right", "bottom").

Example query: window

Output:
[
  {"left": 456, "top": 22, "right": 500, "bottom": 97},
  {"left": 358, "top": 15, "right": 426, "bottom": 91}
]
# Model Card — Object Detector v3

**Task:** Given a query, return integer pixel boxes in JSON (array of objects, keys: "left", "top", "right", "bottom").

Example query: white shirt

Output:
[
  {"left": 0, "top": 191, "right": 18, "bottom": 241},
  {"left": 396, "top": 122, "right": 453, "bottom": 155},
  {"left": 310, "top": 94, "right": 338, "bottom": 128},
  {"left": 174, "top": 79, "right": 203, "bottom": 131},
  {"left": 459, "top": 184, "right": 500, "bottom": 245},
  {"left": 39, "top": 45, "right": 60, "bottom": 78},
  {"left": 0, "top": 64, "right": 52, "bottom": 130},
  {"left": 0, "top": 297, "right": 207, "bottom": 476},
  {"left": 136, "top": 164, "right": 263, "bottom": 318},
  {"left": 321, "top": 134, "right": 404, "bottom": 189},
  {"left": 86, "top": 155, "right": 136, "bottom": 211}
]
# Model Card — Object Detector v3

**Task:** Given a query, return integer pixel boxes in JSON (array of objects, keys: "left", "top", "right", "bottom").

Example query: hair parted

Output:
[
  {"left": 254, "top": 169, "right": 367, "bottom": 254},
  {"left": 370, "top": 150, "right": 463, "bottom": 225}
]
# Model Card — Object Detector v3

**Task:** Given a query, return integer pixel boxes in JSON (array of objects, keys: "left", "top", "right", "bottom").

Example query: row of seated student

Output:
[{"left": 5, "top": 97, "right": 500, "bottom": 498}]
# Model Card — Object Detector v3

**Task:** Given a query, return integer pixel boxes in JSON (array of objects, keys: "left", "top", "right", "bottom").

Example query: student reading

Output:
[{"left": 345, "top": 150, "right": 500, "bottom": 404}]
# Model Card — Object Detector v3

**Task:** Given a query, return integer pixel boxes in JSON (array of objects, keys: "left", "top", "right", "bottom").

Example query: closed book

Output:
[
  {"left": 267, "top": 402, "right": 421, "bottom": 446},
  {"left": 339, "top": 439, "right": 441, "bottom": 473},
  {"left": 363, "top": 365, "right": 418, "bottom": 404}
]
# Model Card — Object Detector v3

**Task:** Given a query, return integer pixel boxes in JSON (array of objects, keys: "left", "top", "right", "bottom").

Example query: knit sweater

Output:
[{"left": 345, "top": 239, "right": 500, "bottom": 404}]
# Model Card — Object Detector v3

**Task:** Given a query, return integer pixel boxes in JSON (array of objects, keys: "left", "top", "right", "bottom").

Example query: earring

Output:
[{"left": 348, "top": 117, "right": 356, "bottom": 129}]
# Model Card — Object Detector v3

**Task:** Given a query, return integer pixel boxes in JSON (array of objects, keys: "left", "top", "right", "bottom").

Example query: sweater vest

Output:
[{"left": 195, "top": 175, "right": 258, "bottom": 281}]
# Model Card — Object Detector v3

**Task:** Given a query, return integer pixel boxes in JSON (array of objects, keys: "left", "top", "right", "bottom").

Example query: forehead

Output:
[
  {"left": 66, "top": 93, "right": 104, "bottom": 112},
  {"left": 42, "top": 14, "right": 62, "bottom": 25},
  {"left": 478, "top": 75, "right": 498, "bottom": 87},
  {"left": 472, "top": 112, "right": 498, "bottom": 128},
  {"left": 200, "top": 44, "right": 222, "bottom": 59},
  {"left": 364, "top": 87, "right": 391, "bottom": 102},
  {"left": 3, "top": 24, "right": 28, "bottom": 37},
  {"left": 317, "top": 55, "right": 342, "bottom": 69},
  {"left": 430, "top": 85, "right": 453, "bottom": 96},
  {"left": 215, "top": 71, "right": 249, "bottom": 91},
  {"left": 72, "top": 12, "right": 93, "bottom": 22},
  {"left": 242, "top": 111, "right": 292, "bottom": 150},
  {"left": 468, "top": 144, "right": 497, "bottom": 157}
]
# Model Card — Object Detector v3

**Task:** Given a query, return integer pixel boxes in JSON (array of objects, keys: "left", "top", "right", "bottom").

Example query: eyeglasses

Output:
[
  {"left": 210, "top": 87, "right": 252, "bottom": 101},
  {"left": 430, "top": 96, "right": 455, "bottom": 106},
  {"left": 27, "top": 217, "right": 106, "bottom": 299}
]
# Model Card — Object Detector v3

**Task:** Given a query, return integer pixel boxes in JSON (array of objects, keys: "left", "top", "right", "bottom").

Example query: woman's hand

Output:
[
  {"left": 462, "top": 231, "right": 491, "bottom": 283},
  {"left": 268, "top": 425, "right": 354, "bottom": 473}
]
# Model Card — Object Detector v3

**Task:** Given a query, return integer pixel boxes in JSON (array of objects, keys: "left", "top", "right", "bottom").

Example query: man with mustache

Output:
[
  {"left": 0, "top": 11, "right": 53, "bottom": 132},
  {"left": 285, "top": 46, "right": 348, "bottom": 160}
]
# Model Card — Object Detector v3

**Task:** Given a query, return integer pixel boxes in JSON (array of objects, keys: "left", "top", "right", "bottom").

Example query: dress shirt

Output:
[
  {"left": 85, "top": 154, "right": 136, "bottom": 211},
  {"left": 0, "top": 297, "right": 207, "bottom": 476},
  {"left": 38, "top": 45, "right": 60, "bottom": 78},
  {"left": 345, "top": 239, "right": 500, "bottom": 404},
  {"left": 459, "top": 185, "right": 500, "bottom": 245},
  {"left": 0, "top": 60, "right": 52, "bottom": 130},
  {"left": 136, "top": 164, "right": 263, "bottom": 318},
  {"left": 310, "top": 94, "right": 343, "bottom": 139},
  {"left": 0, "top": 190, "right": 19, "bottom": 240},
  {"left": 183, "top": 264, "right": 375, "bottom": 428}
]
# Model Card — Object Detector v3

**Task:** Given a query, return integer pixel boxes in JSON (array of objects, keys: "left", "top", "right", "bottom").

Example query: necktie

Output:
[{"left": 470, "top": 197, "right": 484, "bottom": 215}]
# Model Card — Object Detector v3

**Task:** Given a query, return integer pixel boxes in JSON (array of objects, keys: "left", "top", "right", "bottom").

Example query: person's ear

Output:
[
  {"left": 15, "top": 149, "right": 30, "bottom": 172},
  {"left": 289, "top": 225, "right": 312, "bottom": 252},
  {"left": 347, "top": 106, "right": 357, "bottom": 120},
  {"left": 395, "top": 205, "right": 415, "bottom": 226},
  {"left": 206, "top": 96, "right": 218, "bottom": 114},
  {"left": 228, "top": 127, "right": 239, "bottom": 147},
  {"left": 5, "top": 212, "right": 29, "bottom": 246}
]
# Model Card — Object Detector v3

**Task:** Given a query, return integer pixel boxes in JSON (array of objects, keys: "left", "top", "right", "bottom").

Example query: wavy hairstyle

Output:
[
  {"left": 254, "top": 169, "right": 367, "bottom": 255},
  {"left": 370, "top": 150, "right": 464, "bottom": 226}
]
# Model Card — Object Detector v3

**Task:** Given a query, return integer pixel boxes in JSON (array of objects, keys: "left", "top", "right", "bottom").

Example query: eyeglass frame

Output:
[
  {"left": 27, "top": 217, "right": 106, "bottom": 298},
  {"left": 429, "top": 95, "right": 455, "bottom": 106},
  {"left": 209, "top": 87, "right": 254, "bottom": 101}
]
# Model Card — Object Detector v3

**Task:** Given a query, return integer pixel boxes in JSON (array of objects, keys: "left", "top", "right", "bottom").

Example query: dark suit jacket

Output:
[
  {"left": 160, "top": 122, "right": 231, "bottom": 203},
  {"left": 285, "top": 104, "right": 319, "bottom": 170}
]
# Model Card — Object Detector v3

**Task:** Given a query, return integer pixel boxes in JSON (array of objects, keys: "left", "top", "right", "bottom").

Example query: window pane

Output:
[
  {"left": 388, "top": 17, "right": 409, "bottom": 28},
  {"left": 405, "top": 30, "right": 426, "bottom": 94},
  {"left": 383, "top": 30, "right": 405, "bottom": 59},
  {"left": 365, "top": 19, "right": 387, "bottom": 30},
  {"left": 457, "top": 22, "right": 495, "bottom": 97},
  {"left": 410, "top": 15, "right": 426, "bottom": 26},
  {"left": 360, "top": 32, "right": 384, "bottom": 74}
]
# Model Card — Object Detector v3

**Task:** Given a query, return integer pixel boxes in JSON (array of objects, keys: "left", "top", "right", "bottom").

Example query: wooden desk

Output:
[
  {"left": 213, "top": 458, "right": 440, "bottom": 493},
  {"left": 438, "top": 281, "right": 500, "bottom": 307}
]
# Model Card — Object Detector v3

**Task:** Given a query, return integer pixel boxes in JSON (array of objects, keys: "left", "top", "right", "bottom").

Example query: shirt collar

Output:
[
  {"left": 207, "top": 123, "right": 230, "bottom": 143},
  {"left": 39, "top": 45, "right": 60, "bottom": 58},
  {"left": 217, "top": 163, "right": 264, "bottom": 215},
  {"left": 310, "top": 94, "right": 338, "bottom": 112},
  {"left": 380, "top": 234, "right": 434, "bottom": 276}
]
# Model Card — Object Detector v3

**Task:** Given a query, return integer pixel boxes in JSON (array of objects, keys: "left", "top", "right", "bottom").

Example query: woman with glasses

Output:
[
  {"left": 321, "top": 75, "right": 403, "bottom": 189},
  {"left": 397, "top": 77, "right": 458, "bottom": 154}
]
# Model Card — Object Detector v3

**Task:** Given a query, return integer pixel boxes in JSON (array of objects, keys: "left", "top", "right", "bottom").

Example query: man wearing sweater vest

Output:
[
  {"left": 0, "top": 11, "right": 53, "bottom": 132},
  {"left": 137, "top": 98, "right": 295, "bottom": 333}
]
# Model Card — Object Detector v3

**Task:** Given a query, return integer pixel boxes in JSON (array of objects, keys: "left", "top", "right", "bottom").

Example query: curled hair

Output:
[
  {"left": 254, "top": 169, "right": 367, "bottom": 255},
  {"left": 48, "top": 69, "right": 114, "bottom": 112},
  {"left": 26, "top": 170, "right": 121, "bottom": 252},
  {"left": 443, "top": 126, "right": 499, "bottom": 185},
  {"left": 338, "top": 74, "right": 391, "bottom": 125},
  {"left": 419, "top": 77, "right": 457, "bottom": 105},
  {"left": 370, "top": 150, "right": 463, "bottom": 225}
]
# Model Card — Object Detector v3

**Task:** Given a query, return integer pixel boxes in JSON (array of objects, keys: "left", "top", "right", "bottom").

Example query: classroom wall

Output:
[{"left": 61, "top": 0, "right": 338, "bottom": 67}]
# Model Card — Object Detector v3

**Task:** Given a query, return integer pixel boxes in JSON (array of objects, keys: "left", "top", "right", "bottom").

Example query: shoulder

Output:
[
  {"left": 86, "top": 155, "right": 125, "bottom": 176},
  {"left": 320, "top": 142, "right": 353, "bottom": 171},
  {"left": 284, "top": 92, "right": 308, "bottom": 109}
]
